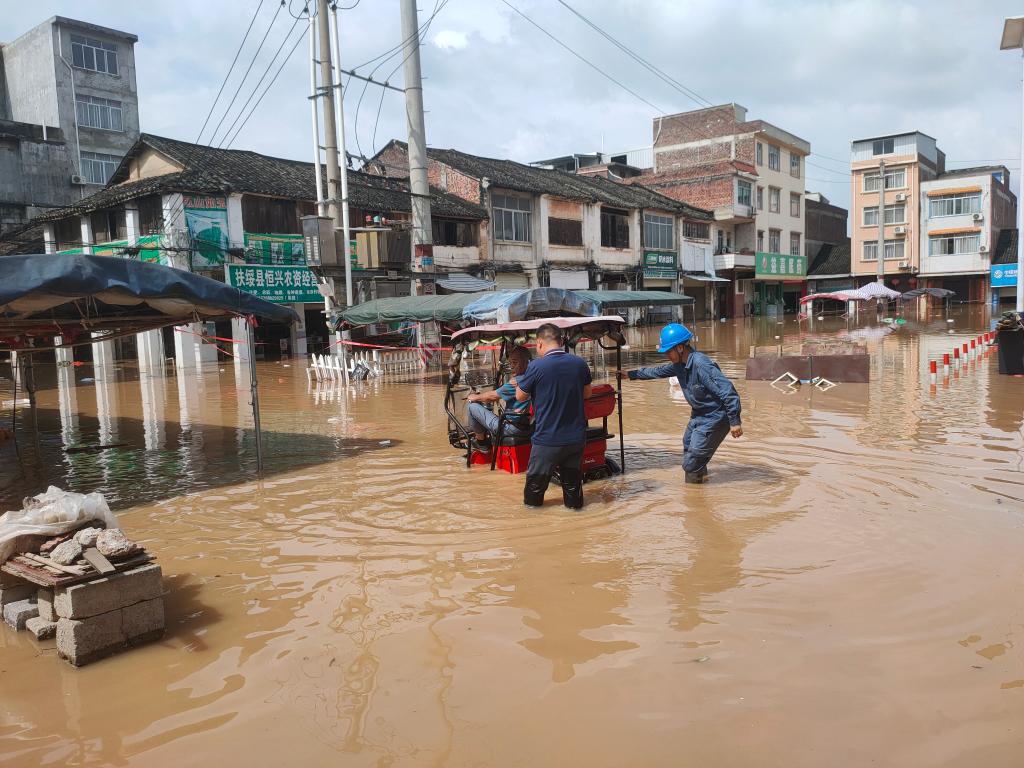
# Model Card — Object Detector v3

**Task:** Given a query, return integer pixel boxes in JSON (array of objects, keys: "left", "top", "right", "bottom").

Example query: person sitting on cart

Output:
[
  {"left": 466, "top": 346, "right": 532, "bottom": 449},
  {"left": 514, "top": 323, "right": 592, "bottom": 510},
  {"left": 618, "top": 323, "right": 742, "bottom": 484}
]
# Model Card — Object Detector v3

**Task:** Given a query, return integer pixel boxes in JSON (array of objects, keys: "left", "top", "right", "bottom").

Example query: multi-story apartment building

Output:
[
  {"left": 0, "top": 16, "right": 140, "bottom": 230},
  {"left": 851, "top": 132, "right": 1016, "bottom": 301},
  {"left": 630, "top": 104, "right": 811, "bottom": 316}
]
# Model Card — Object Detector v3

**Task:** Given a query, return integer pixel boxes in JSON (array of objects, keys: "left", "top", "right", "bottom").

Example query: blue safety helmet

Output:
[{"left": 657, "top": 323, "right": 693, "bottom": 353}]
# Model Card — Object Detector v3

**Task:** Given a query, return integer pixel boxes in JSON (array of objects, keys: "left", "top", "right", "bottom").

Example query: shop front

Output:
[
  {"left": 225, "top": 263, "right": 323, "bottom": 359},
  {"left": 753, "top": 252, "right": 807, "bottom": 316},
  {"left": 641, "top": 250, "right": 680, "bottom": 322},
  {"left": 991, "top": 263, "right": 1019, "bottom": 306}
]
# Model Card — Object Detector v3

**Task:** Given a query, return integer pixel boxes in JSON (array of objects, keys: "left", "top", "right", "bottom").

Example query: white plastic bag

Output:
[{"left": 0, "top": 486, "right": 120, "bottom": 563}]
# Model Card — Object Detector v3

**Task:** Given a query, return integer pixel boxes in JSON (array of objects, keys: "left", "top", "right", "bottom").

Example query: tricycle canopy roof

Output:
[
  {"left": 0, "top": 253, "right": 297, "bottom": 349},
  {"left": 450, "top": 315, "right": 626, "bottom": 345}
]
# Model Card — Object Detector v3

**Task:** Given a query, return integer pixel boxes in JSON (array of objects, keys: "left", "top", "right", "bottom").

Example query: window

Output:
[
  {"left": 929, "top": 233, "right": 981, "bottom": 256},
  {"left": 756, "top": 142, "right": 763, "bottom": 166},
  {"left": 872, "top": 138, "right": 895, "bottom": 156},
  {"left": 644, "top": 213, "right": 674, "bottom": 250},
  {"left": 790, "top": 232, "right": 801, "bottom": 256},
  {"left": 137, "top": 195, "right": 164, "bottom": 235},
  {"left": 768, "top": 144, "right": 780, "bottom": 171},
  {"left": 80, "top": 151, "right": 120, "bottom": 184},
  {"left": 757, "top": 230, "right": 764, "bottom": 251},
  {"left": 737, "top": 180, "right": 752, "bottom": 207},
  {"left": 70, "top": 34, "right": 119, "bottom": 75},
  {"left": 928, "top": 192, "right": 981, "bottom": 218},
  {"left": 768, "top": 228, "right": 781, "bottom": 253},
  {"left": 90, "top": 209, "right": 126, "bottom": 243},
  {"left": 492, "top": 193, "right": 532, "bottom": 242},
  {"left": 862, "top": 239, "right": 906, "bottom": 261},
  {"left": 790, "top": 152, "right": 801, "bottom": 177},
  {"left": 769, "top": 186, "right": 780, "bottom": 213},
  {"left": 863, "top": 203, "right": 906, "bottom": 226},
  {"left": 790, "top": 192, "right": 801, "bottom": 217},
  {"left": 75, "top": 95, "right": 123, "bottom": 131},
  {"left": 756, "top": 186, "right": 764, "bottom": 211},
  {"left": 548, "top": 217, "right": 582, "bottom": 247},
  {"left": 863, "top": 168, "right": 906, "bottom": 191},
  {"left": 600, "top": 208, "right": 630, "bottom": 249},
  {"left": 684, "top": 221, "right": 710, "bottom": 240},
  {"left": 242, "top": 195, "right": 300, "bottom": 234},
  {"left": 433, "top": 218, "right": 479, "bottom": 247}
]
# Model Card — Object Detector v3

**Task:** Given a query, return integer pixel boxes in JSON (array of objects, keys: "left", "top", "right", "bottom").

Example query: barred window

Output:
[
  {"left": 548, "top": 217, "right": 582, "bottom": 247},
  {"left": 929, "top": 233, "right": 980, "bottom": 256},
  {"left": 928, "top": 193, "right": 981, "bottom": 217},
  {"left": 432, "top": 218, "right": 479, "bottom": 247},
  {"left": 862, "top": 239, "right": 906, "bottom": 261},
  {"left": 600, "top": 208, "right": 630, "bottom": 249},
  {"left": 684, "top": 221, "right": 710, "bottom": 240}
]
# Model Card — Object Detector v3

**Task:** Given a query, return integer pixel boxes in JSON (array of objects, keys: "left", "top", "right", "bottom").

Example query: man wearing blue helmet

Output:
[{"left": 618, "top": 323, "right": 743, "bottom": 483}]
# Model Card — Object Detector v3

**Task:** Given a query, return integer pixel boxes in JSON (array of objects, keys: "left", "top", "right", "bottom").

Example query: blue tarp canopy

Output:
[
  {"left": 0, "top": 253, "right": 297, "bottom": 348},
  {"left": 462, "top": 287, "right": 597, "bottom": 323}
]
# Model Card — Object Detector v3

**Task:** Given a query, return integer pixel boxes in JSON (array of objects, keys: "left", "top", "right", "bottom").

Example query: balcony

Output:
[{"left": 714, "top": 203, "right": 754, "bottom": 222}]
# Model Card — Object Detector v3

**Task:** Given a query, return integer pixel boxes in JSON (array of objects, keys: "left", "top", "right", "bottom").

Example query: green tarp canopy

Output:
[
  {"left": 576, "top": 290, "right": 694, "bottom": 308},
  {"left": 336, "top": 292, "right": 492, "bottom": 326}
]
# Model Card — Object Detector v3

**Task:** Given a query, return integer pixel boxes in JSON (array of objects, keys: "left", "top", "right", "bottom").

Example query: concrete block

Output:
[
  {"left": 0, "top": 583, "right": 36, "bottom": 607},
  {"left": 25, "top": 616, "right": 57, "bottom": 640},
  {"left": 122, "top": 597, "right": 164, "bottom": 644},
  {"left": 36, "top": 588, "right": 55, "bottom": 622},
  {"left": 4, "top": 599, "right": 39, "bottom": 630},
  {"left": 54, "top": 564, "right": 163, "bottom": 619},
  {"left": 57, "top": 611, "right": 124, "bottom": 667}
]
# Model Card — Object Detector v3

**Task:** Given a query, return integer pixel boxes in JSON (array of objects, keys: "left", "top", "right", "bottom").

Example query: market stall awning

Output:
[
  {"left": 336, "top": 292, "right": 495, "bottom": 326},
  {"left": 435, "top": 272, "right": 496, "bottom": 293},
  {"left": 0, "top": 253, "right": 297, "bottom": 348},
  {"left": 462, "top": 288, "right": 598, "bottom": 323},
  {"left": 680, "top": 272, "right": 730, "bottom": 283},
  {"left": 901, "top": 287, "right": 955, "bottom": 300},
  {"left": 574, "top": 290, "right": 695, "bottom": 307}
]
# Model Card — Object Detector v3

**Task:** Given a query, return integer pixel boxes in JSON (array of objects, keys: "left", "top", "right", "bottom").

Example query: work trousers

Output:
[
  {"left": 467, "top": 402, "right": 528, "bottom": 439},
  {"left": 524, "top": 443, "right": 584, "bottom": 510},
  {"left": 682, "top": 416, "right": 731, "bottom": 476}
]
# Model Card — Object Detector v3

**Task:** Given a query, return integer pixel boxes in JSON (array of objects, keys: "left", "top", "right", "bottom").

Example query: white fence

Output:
[{"left": 306, "top": 349, "right": 426, "bottom": 382}]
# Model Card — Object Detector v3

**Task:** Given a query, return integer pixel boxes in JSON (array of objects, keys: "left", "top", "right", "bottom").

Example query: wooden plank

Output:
[
  {"left": 21, "top": 552, "right": 86, "bottom": 576},
  {"left": 2, "top": 551, "right": 154, "bottom": 588},
  {"left": 82, "top": 548, "right": 116, "bottom": 574}
]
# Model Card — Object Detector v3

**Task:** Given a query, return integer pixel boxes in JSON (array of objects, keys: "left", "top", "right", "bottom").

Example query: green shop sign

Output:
[
  {"left": 59, "top": 235, "right": 164, "bottom": 263},
  {"left": 244, "top": 233, "right": 306, "bottom": 265},
  {"left": 755, "top": 251, "right": 807, "bottom": 280},
  {"left": 225, "top": 264, "right": 322, "bottom": 304},
  {"left": 643, "top": 250, "right": 677, "bottom": 278}
]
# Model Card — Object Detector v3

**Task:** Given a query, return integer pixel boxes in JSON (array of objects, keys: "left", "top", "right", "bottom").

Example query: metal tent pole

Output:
[
  {"left": 247, "top": 318, "right": 264, "bottom": 473},
  {"left": 616, "top": 345, "right": 625, "bottom": 474}
]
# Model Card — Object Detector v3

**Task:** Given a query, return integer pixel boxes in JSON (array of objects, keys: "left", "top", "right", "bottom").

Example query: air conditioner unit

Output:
[
  {"left": 894, "top": 226, "right": 907, "bottom": 235},
  {"left": 70, "top": 174, "right": 86, "bottom": 185},
  {"left": 894, "top": 193, "right": 907, "bottom": 202},
  {"left": 979, "top": 244, "right": 988, "bottom": 253},
  {"left": 972, "top": 212, "right": 984, "bottom": 221},
  {"left": 898, "top": 261, "right": 911, "bottom": 270}
]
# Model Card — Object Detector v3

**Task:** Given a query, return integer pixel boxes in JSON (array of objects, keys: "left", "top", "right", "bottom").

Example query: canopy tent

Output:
[
  {"left": 450, "top": 315, "right": 626, "bottom": 345},
  {"left": 0, "top": 253, "right": 296, "bottom": 347},
  {"left": 901, "top": 287, "right": 955, "bottom": 300},
  {"left": 857, "top": 282, "right": 902, "bottom": 300},
  {"left": 435, "top": 272, "right": 496, "bottom": 293},
  {"left": 0, "top": 253, "right": 297, "bottom": 472},
  {"left": 334, "top": 288, "right": 696, "bottom": 329},
  {"left": 801, "top": 284, "right": 903, "bottom": 305}
]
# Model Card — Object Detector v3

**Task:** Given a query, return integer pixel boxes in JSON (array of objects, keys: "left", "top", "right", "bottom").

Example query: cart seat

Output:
[
  {"left": 498, "top": 431, "right": 533, "bottom": 447},
  {"left": 586, "top": 426, "right": 612, "bottom": 442},
  {"left": 584, "top": 384, "right": 616, "bottom": 420}
]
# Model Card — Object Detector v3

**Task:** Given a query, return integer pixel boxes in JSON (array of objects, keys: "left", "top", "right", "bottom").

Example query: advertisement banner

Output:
[
  {"left": 991, "top": 263, "right": 1019, "bottom": 287},
  {"left": 59, "top": 235, "right": 165, "bottom": 263},
  {"left": 244, "top": 233, "right": 306, "bottom": 265},
  {"left": 184, "top": 194, "right": 228, "bottom": 267},
  {"left": 643, "top": 251, "right": 677, "bottom": 279},
  {"left": 225, "top": 264, "right": 322, "bottom": 304},
  {"left": 755, "top": 251, "right": 807, "bottom": 280}
]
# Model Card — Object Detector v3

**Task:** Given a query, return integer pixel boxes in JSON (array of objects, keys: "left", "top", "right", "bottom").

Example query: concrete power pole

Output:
[
  {"left": 399, "top": 0, "right": 433, "bottom": 292},
  {"left": 876, "top": 157, "right": 885, "bottom": 286}
]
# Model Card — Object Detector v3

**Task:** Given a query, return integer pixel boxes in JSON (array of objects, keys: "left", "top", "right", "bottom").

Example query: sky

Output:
[{"left": 3, "top": 0, "right": 1024, "bottom": 213}]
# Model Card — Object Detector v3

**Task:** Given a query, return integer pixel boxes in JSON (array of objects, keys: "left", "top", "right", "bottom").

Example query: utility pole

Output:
[
  {"left": 316, "top": 0, "right": 343, "bottom": 240},
  {"left": 400, "top": 0, "right": 433, "bottom": 292},
  {"left": 330, "top": 3, "right": 354, "bottom": 307},
  {"left": 876, "top": 158, "right": 885, "bottom": 287}
]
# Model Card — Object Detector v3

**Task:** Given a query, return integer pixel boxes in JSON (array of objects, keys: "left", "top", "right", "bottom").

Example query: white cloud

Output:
[{"left": 432, "top": 30, "right": 468, "bottom": 51}]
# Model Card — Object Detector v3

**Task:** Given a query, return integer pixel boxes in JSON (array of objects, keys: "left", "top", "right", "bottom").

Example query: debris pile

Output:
[{"left": 0, "top": 488, "right": 164, "bottom": 666}]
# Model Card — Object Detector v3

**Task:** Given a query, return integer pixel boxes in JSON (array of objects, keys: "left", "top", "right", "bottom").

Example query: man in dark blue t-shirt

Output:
[{"left": 515, "top": 323, "right": 593, "bottom": 509}]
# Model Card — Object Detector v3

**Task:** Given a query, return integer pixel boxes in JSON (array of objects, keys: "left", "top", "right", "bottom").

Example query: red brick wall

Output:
[
  {"left": 429, "top": 162, "right": 481, "bottom": 205},
  {"left": 372, "top": 143, "right": 409, "bottom": 177},
  {"left": 548, "top": 198, "right": 583, "bottom": 219},
  {"left": 640, "top": 175, "right": 734, "bottom": 211},
  {"left": 654, "top": 105, "right": 740, "bottom": 147}
]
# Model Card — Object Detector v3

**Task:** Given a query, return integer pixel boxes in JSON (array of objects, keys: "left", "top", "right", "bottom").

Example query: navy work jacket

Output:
[{"left": 628, "top": 351, "right": 742, "bottom": 427}]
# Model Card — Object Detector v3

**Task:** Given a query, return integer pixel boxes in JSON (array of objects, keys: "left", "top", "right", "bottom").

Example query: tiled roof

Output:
[
  {"left": 993, "top": 228, "right": 1017, "bottom": 265},
  {"left": 33, "top": 134, "right": 486, "bottom": 224},
  {"left": 807, "top": 240, "right": 851, "bottom": 276},
  {"left": 375, "top": 140, "right": 712, "bottom": 220}
]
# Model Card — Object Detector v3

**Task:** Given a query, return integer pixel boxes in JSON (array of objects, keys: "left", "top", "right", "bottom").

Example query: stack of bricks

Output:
[{"left": 54, "top": 564, "right": 165, "bottom": 666}]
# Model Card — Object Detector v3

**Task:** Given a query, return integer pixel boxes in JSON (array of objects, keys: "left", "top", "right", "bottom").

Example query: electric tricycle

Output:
[{"left": 444, "top": 316, "right": 627, "bottom": 481}]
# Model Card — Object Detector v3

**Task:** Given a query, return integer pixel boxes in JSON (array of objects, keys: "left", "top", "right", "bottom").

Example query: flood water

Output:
[{"left": 1, "top": 308, "right": 1022, "bottom": 767}]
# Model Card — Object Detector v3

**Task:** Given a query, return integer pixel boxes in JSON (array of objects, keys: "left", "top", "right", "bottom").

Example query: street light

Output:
[{"left": 1000, "top": 15, "right": 1024, "bottom": 312}]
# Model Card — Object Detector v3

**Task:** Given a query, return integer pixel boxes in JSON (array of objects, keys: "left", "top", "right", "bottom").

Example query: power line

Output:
[
  {"left": 196, "top": 0, "right": 268, "bottom": 144},
  {"left": 554, "top": 0, "right": 712, "bottom": 110},
  {"left": 206, "top": 0, "right": 286, "bottom": 149},
  {"left": 498, "top": 0, "right": 666, "bottom": 115}
]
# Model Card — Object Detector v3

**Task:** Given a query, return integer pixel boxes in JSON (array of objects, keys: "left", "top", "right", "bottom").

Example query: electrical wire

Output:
[
  {"left": 498, "top": 0, "right": 666, "bottom": 115},
  {"left": 554, "top": 0, "right": 712, "bottom": 110},
  {"left": 196, "top": 0, "right": 268, "bottom": 144}
]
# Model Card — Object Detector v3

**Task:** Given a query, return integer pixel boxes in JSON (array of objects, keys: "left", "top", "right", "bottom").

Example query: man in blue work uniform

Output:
[
  {"left": 619, "top": 323, "right": 743, "bottom": 484},
  {"left": 515, "top": 323, "right": 593, "bottom": 509}
]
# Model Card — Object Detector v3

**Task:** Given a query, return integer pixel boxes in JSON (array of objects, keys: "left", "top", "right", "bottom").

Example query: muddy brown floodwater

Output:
[{"left": 1, "top": 309, "right": 1022, "bottom": 767}]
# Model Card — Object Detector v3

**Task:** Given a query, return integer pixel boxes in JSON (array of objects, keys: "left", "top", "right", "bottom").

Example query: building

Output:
[
  {"left": 804, "top": 192, "right": 848, "bottom": 259},
  {"left": 370, "top": 141, "right": 722, "bottom": 318},
  {"left": 990, "top": 229, "right": 1019, "bottom": 306},
  {"left": 625, "top": 104, "right": 811, "bottom": 317},
  {"left": 850, "top": 132, "right": 1016, "bottom": 300},
  {"left": 805, "top": 242, "right": 852, "bottom": 294},
  {"left": 0, "top": 16, "right": 140, "bottom": 230},
  {"left": 21, "top": 133, "right": 487, "bottom": 360}
]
